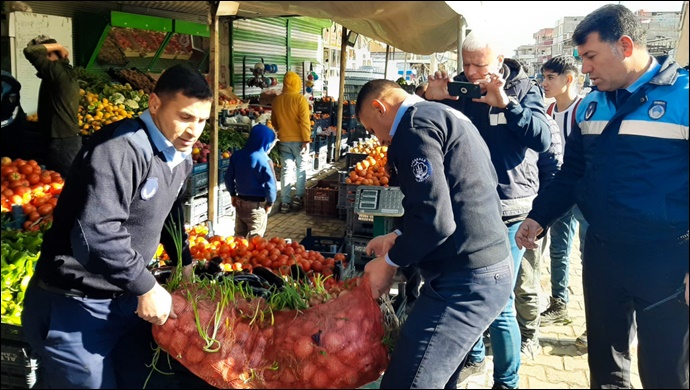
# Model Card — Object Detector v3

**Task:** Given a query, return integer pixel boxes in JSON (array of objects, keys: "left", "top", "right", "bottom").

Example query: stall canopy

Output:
[{"left": 115, "top": 1, "right": 466, "bottom": 55}]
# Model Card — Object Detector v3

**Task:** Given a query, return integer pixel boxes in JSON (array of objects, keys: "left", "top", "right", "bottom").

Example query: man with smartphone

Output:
[{"left": 425, "top": 29, "right": 552, "bottom": 389}]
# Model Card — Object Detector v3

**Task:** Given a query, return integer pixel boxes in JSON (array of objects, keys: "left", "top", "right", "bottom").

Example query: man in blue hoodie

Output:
[{"left": 224, "top": 123, "right": 277, "bottom": 238}]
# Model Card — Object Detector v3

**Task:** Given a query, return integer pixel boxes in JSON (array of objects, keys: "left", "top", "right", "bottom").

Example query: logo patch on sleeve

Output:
[
  {"left": 585, "top": 102, "right": 597, "bottom": 121},
  {"left": 140, "top": 178, "right": 158, "bottom": 200},
  {"left": 411, "top": 158, "right": 432, "bottom": 183}
]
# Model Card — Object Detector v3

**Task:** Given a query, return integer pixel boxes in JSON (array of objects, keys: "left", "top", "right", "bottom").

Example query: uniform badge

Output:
[
  {"left": 648, "top": 101, "right": 666, "bottom": 120},
  {"left": 140, "top": 178, "right": 158, "bottom": 200},
  {"left": 411, "top": 158, "right": 432, "bottom": 183},
  {"left": 584, "top": 102, "right": 597, "bottom": 121}
]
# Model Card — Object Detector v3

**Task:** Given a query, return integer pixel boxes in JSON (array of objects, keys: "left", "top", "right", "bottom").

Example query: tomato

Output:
[
  {"left": 2, "top": 189, "right": 13, "bottom": 197},
  {"left": 32, "top": 196, "right": 47, "bottom": 207},
  {"left": 14, "top": 159, "right": 26, "bottom": 167},
  {"left": 10, "top": 194, "right": 24, "bottom": 205},
  {"left": 19, "top": 165, "right": 33, "bottom": 175},
  {"left": 28, "top": 160, "right": 39, "bottom": 167},
  {"left": 37, "top": 203, "right": 53, "bottom": 216},
  {"left": 40, "top": 173, "right": 52, "bottom": 184},
  {"left": 48, "top": 197, "right": 58, "bottom": 208},
  {"left": 23, "top": 220, "right": 34, "bottom": 230},
  {"left": 8, "top": 172, "right": 22, "bottom": 182},
  {"left": 1, "top": 165, "right": 17, "bottom": 176}
]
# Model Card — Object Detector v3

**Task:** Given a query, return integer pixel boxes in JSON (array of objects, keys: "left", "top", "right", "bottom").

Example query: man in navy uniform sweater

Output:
[
  {"left": 356, "top": 79, "right": 513, "bottom": 388},
  {"left": 21, "top": 64, "right": 213, "bottom": 389}
]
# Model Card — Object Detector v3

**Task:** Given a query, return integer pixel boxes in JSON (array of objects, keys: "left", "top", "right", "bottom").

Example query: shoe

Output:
[
  {"left": 291, "top": 196, "right": 304, "bottom": 211},
  {"left": 575, "top": 330, "right": 587, "bottom": 348},
  {"left": 540, "top": 296, "right": 570, "bottom": 326},
  {"left": 280, "top": 203, "right": 291, "bottom": 214},
  {"left": 520, "top": 338, "right": 542, "bottom": 361},
  {"left": 457, "top": 358, "right": 486, "bottom": 384}
]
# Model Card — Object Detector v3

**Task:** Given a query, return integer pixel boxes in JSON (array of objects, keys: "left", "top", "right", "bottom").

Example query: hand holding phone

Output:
[{"left": 448, "top": 81, "right": 482, "bottom": 99}]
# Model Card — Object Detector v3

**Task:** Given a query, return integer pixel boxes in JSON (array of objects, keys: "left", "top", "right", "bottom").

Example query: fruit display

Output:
[
  {"left": 96, "top": 35, "right": 128, "bottom": 66},
  {"left": 78, "top": 82, "right": 148, "bottom": 135},
  {"left": 1, "top": 229, "right": 42, "bottom": 325},
  {"left": 345, "top": 139, "right": 390, "bottom": 186},
  {"left": 191, "top": 141, "right": 212, "bottom": 164},
  {"left": 113, "top": 68, "right": 157, "bottom": 94},
  {"left": 1, "top": 157, "right": 62, "bottom": 232}
]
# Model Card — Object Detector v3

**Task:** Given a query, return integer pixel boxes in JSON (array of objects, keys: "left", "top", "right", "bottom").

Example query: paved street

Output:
[{"left": 264, "top": 204, "right": 643, "bottom": 389}]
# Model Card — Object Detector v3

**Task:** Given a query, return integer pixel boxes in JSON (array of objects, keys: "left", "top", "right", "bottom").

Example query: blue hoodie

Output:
[{"left": 224, "top": 124, "right": 277, "bottom": 205}]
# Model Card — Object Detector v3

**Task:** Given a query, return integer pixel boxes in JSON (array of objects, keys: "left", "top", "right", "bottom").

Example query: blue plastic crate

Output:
[{"left": 184, "top": 171, "right": 209, "bottom": 198}]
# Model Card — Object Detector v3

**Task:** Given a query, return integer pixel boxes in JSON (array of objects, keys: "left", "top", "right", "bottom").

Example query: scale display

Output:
[{"left": 354, "top": 186, "right": 404, "bottom": 216}]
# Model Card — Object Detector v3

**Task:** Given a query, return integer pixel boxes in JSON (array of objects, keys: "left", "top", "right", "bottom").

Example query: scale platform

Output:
[{"left": 354, "top": 186, "right": 404, "bottom": 217}]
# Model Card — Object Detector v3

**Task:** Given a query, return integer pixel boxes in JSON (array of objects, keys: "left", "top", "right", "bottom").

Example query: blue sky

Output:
[{"left": 446, "top": 1, "right": 686, "bottom": 52}]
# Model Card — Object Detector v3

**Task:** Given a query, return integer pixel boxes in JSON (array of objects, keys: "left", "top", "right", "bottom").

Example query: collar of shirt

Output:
[
  {"left": 139, "top": 110, "right": 189, "bottom": 171},
  {"left": 626, "top": 56, "right": 660, "bottom": 93},
  {"left": 390, "top": 94, "right": 426, "bottom": 137}
]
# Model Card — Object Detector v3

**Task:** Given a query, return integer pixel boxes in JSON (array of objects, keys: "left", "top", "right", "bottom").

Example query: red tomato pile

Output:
[{"left": 1, "top": 157, "right": 64, "bottom": 231}]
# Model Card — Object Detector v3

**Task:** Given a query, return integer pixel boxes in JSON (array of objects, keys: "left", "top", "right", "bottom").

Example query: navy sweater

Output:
[
  {"left": 36, "top": 119, "right": 193, "bottom": 296},
  {"left": 386, "top": 101, "right": 510, "bottom": 270},
  {"left": 224, "top": 124, "right": 277, "bottom": 205}
]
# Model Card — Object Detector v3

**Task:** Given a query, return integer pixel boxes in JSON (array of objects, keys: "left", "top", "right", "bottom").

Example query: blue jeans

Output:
[
  {"left": 279, "top": 142, "right": 309, "bottom": 204},
  {"left": 548, "top": 205, "right": 589, "bottom": 303},
  {"left": 466, "top": 221, "right": 524, "bottom": 389},
  {"left": 380, "top": 256, "right": 514, "bottom": 389}
]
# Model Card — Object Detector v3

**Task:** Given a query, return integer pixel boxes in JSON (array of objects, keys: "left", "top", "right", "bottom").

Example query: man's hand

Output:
[
  {"left": 364, "top": 256, "right": 398, "bottom": 299},
  {"left": 301, "top": 142, "right": 309, "bottom": 154},
  {"left": 474, "top": 72, "right": 509, "bottom": 108},
  {"left": 265, "top": 204, "right": 273, "bottom": 214},
  {"left": 515, "top": 218, "right": 543, "bottom": 250},
  {"left": 136, "top": 283, "right": 176, "bottom": 325},
  {"left": 365, "top": 232, "right": 399, "bottom": 258},
  {"left": 426, "top": 71, "right": 457, "bottom": 101},
  {"left": 231, "top": 196, "right": 238, "bottom": 209},
  {"left": 684, "top": 274, "right": 690, "bottom": 306}
]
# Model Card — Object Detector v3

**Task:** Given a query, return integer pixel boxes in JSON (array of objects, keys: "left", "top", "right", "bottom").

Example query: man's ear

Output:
[
  {"left": 371, "top": 99, "right": 386, "bottom": 116},
  {"left": 619, "top": 35, "right": 635, "bottom": 57},
  {"left": 149, "top": 93, "right": 160, "bottom": 114}
]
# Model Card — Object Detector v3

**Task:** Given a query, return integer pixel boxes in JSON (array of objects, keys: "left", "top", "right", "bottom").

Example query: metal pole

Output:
[
  {"left": 384, "top": 44, "right": 390, "bottom": 79},
  {"left": 335, "top": 26, "right": 348, "bottom": 162},
  {"left": 457, "top": 15, "right": 466, "bottom": 75},
  {"left": 209, "top": 3, "right": 220, "bottom": 225}
]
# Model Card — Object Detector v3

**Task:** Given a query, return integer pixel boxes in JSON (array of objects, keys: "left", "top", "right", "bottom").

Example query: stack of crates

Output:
[
  {"left": 304, "top": 180, "right": 339, "bottom": 218},
  {"left": 1, "top": 324, "right": 39, "bottom": 389},
  {"left": 217, "top": 187, "right": 234, "bottom": 218},
  {"left": 184, "top": 163, "right": 209, "bottom": 226}
]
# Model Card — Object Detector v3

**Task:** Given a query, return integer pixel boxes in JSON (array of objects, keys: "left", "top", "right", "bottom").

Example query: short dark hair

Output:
[
  {"left": 153, "top": 64, "right": 213, "bottom": 101},
  {"left": 355, "top": 79, "right": 402, "bottom": 117},
  {"left": 541, "top": 55, "right": 580, "bottom": 76},
  {"left": 572, "top": 4, "right": 646, "bottom": 48}
]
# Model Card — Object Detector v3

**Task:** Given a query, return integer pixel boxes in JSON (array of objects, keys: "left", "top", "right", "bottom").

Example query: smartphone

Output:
[{"left": 448, "top": 81, "right": 481, "bottom": 99}]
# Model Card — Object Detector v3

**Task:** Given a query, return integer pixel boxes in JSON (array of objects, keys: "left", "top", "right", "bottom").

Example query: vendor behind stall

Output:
[
  {"left": 23, "top": 35, "right": 81, "bottom": 176},
  {"left": 1, "top": 70, "right": 27, "bottom": 159}
]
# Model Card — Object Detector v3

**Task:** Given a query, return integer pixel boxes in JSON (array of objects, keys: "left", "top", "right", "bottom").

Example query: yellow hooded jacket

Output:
[{"left": 270, "top": 71, "right": 311, "bottom": 143}]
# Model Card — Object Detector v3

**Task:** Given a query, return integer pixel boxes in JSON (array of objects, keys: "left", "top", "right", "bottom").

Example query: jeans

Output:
[
  {"left": 548, "top": 205, "right": 589, "bottom": 303},
  {"left": 380, "top": 256, "right": 514, "bottom": 389},
  {"left": 583, "top": 231, "right": 689, "bottom": 388},
  {"left": 279, "top": 142, "right": 309, "bottom": 204},
  {"left": 467, "top": 221, "right": 524, "bottom": 388},
  {"left": 515, "top": 236, "right": 545, "bottom": 342}
]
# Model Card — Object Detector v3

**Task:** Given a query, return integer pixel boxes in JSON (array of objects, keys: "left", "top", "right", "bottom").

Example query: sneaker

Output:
[
  {"left": 291, "top": 196, "right": 304, "bottom": 210},
  {"left": 540, "top": 296, "right": 570, "bottom": 326},
  {"left": 280, "top": 203, "right": 291, "bottom": 214},
  {"left": 520, "top": 338, "right": 542, "bottom": 361},
  {"left": 457, "top": 358, "right": 486, "bottom": 384},
  {"left": 575, "top": 330, "right": 588, "bottom": 348}
]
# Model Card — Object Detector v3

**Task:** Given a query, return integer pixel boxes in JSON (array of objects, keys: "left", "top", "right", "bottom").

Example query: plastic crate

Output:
[
  {"left": 345, "top": 235, "right": 375, "bottom": 270},
  {"left": 337, "top": 182, "right": 360, "bottom": 210},
  {"left": 191, "top": 162, "right": 209, "bottom": 175},
  {"left": 305, "top": 180, "right": 339, "bottom": 218},
  {"left": 313, "top": 100, "right": 335, "bottom": 114},
  {"left": 183, "top": 195, "right": 208, "bottom": 226},
  {"left": 219, "top": 158, "right": 230, "bottom": 169},
  {"left": 345, "top": 152, "right": 368, "bottom": 171},
  {"left": 346, "top": 208, "right": 375, "bottom": 237},
  {"left": 1, "top": 338, "right": 38, "bottom": 389},
  {"left": 313, "top": 145, "right": 329, "bottom": 172},
  {"left": 217, "top": 189, "right": 235, "bottom": 218},
  {"left": 300, "top": 228, "right": 353, "bottom": 277},
  {"left": 184, "top": 171, "right": 209, "bottom": 197}
]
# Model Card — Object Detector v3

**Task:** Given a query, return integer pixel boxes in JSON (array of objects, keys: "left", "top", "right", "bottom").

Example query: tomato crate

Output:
[
  {"left": 300, "top": 227, "right": 345, "bottom": 255},
  {"left": 337, "top": 182, "right": 360, "bottom": 210},
  {"left": 1, "top": 338, "right": 38, "bottom": 389},
  {"left": 345, "top": 235, "right": 374, "bottom": 270},
  {"left": 184, "top": 171, "right": 209, "bottom": 198},
  {"left": 304, "top": 180, "right": 339, "bottom": 218},
  {"left": 183, "top": 195, "right": 208, "bottom": 226}
]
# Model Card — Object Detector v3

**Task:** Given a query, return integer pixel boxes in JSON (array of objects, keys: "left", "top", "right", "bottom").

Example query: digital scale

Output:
[{"left": 354, "top": 186, "right": 405, "bottom": 216}]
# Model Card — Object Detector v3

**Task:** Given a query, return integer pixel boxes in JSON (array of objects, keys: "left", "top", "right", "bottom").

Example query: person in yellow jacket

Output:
[{"left": 270, "top": 71, "right": 312, "bottom": 213}]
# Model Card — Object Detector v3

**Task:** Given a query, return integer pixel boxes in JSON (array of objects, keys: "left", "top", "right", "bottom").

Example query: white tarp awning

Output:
[{"left": 231, "top": 1, "right": 465, "bottom": 55}]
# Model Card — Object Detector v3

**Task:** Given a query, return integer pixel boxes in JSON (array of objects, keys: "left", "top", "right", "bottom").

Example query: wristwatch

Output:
[{"left": 504, "top": 96, "right": 520, "bottom": 110}]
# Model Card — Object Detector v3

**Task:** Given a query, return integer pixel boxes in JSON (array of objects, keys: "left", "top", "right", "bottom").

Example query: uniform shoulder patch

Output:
[
  {"left": 411, "top": 157, "right": 432, "bottom": 183},
  {"left": 585, "top": 101, "right": 597, "bottom": 121}
]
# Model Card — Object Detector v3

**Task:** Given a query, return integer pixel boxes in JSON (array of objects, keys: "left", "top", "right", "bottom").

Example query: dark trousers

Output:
[
  {"left": 20, "top": 279, "right": 170, "bottom": 389},
  {"left": 48, "top": 136, "right": 82, "bottom": 177},
  {"left": 583, "top": 231, "right": 689, "bottom": 389},
  {"left": 380, "top": 256, "right": 514, "bottom": 389}
]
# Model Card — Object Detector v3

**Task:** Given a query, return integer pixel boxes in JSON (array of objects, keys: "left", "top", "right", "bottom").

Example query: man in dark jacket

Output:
[
  {"left": 23, "top": 35, "right": 81, "bottom": 176},
  {"left": 224, "top": 123, "right": 278, "bottom": 238},
  {"left": 517, "top": 5, "right": 689, "bottom": 388},
  {"left": 1, "top": 70, "right": 27, "bottom": 159},
  {"left": 357, "top": 79, "right": 513, "bottom": 388},
  {"left": 20, "top": 64, "right": 213, "bottom": 389},
  {"left": 425, "top": 29, "right": 552, "bottom": 389}
]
